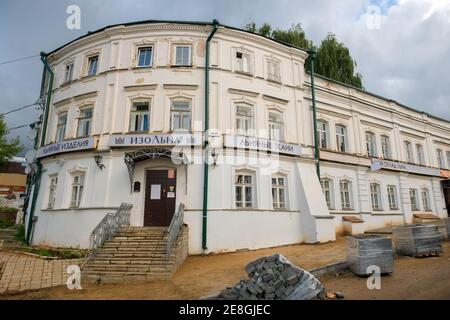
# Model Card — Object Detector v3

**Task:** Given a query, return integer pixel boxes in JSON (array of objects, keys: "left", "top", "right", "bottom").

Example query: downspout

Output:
[
  {"left": 307, "top": 49, "right": 320, "bottom": 178},
  {"left": 25, "top": 52, "right": 54, "bottom": 244},
  {"left": 202, "top": 19, "right": 219, "bottom": 251}
]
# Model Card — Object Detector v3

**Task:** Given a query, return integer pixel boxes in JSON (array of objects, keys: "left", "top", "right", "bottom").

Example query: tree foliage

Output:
[
  {"left": 0, "top": 116, "right": 23, "bottom": 166},
  {"left": 245, "top": 22, "right": 363, "bottom": 88}
]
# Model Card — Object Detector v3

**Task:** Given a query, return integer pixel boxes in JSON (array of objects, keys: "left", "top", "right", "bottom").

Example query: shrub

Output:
[{"left": 15, "top": 224, "right": 25, "bottom": 242}]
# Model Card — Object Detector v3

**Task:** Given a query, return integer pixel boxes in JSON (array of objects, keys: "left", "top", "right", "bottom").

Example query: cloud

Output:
[{"left": 0, "top": 0, "right": 449, "bottom": 156}]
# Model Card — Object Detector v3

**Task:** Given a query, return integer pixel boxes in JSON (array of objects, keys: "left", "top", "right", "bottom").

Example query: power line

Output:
[
  {"left": 6, "top": 121, "right": 40, "bottom": 133},
  {"left": 0, "top": 101, "right": 40, "bottom": 116},
  {"left": 0, "top": 54, "right": 40, "bottom": 66}
]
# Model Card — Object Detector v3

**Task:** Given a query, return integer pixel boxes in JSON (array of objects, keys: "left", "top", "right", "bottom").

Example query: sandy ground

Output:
[
  {"left": 321, "top": 243, "right": 450, "bottom": 300},
  {"left": 1, "top": 238, "right": 449, "bottom": 300},
  {"left": 0, "top": 237, "right": 347, "bottom": 300}
]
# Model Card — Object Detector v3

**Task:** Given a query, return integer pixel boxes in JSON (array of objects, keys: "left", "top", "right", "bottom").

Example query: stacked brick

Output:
[
  {"left": 219, "top": 254, "right": 324, "bottom": 300},
  {"left": 393, "top": 224, "right": 443, "bottom": 257}
]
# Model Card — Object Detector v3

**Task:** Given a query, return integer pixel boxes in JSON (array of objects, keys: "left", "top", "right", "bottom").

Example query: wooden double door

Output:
[{"left": 144, "top": 169, "right": 177, "bottom": 226}]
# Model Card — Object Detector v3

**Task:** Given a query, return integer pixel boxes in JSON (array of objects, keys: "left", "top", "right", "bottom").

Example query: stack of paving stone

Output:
[
  {"left": 393, "top": 224, "right": 443, "bottom": 257},
  {"left": 347, "top": 235, "right": 393, "bottom": 276},
  {"left": 218, "top": 254, "right": 324, "bottom": 300}
]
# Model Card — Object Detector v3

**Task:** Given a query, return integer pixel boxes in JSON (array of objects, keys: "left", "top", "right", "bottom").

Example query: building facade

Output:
[{"left": 26, "top": 21, "right": 450, "bottom": 254}]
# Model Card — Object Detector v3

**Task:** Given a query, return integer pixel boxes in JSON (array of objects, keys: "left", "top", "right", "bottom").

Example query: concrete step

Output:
[
  {"left": 83, "top": 272, "right": 172, "bottom": 283},
  {"left": 83, "top": 264, "right": 172, "bottom": 273},
  {"left": 87, "top": 257, "right": 175, "bottom": 265},
  {"left": 103, "top": 241, "right": 168, "bottom": 247}
]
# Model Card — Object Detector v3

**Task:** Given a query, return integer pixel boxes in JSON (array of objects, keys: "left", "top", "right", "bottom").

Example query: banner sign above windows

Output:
[
  {"left": 37, "top": 137, "right": 96, "bottom": 158},
  {"left": 370, "top": 159, "right": 445, "bottom": 177},
  {"left": 109, "top": 134, "right": 202, "bottom": 147},
  {"left": 224, "top": 135, "right": 301, "bottom": 156}
]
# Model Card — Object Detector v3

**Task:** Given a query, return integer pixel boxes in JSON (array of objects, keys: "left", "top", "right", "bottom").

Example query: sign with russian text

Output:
[
  {"left": 109, "top": 134, "right": 202, "bottom": 147},
  {"left": 37, "top": 137, "right": 96, "bottom": 158},
  {"left": 370, "top": 159, "right": 441, "bottom": 177},
  {"left": 224, "top": 135, "right": 301, "bottom": 156}
]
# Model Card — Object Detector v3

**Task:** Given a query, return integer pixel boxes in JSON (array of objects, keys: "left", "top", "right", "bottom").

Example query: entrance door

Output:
[
  {"left": 144, "top": 169, "right": 177, "bottom": 226},
  {"left": 443, "top": 187, "right": 450, "bottom": 217}
]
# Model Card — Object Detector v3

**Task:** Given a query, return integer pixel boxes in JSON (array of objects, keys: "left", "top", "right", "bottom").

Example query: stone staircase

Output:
[
  {"left": 82, "top": 225, "right": 188, "bottom": 283},
  {"left": 0, "top": 228, "right": 22, "bottom": 249}
]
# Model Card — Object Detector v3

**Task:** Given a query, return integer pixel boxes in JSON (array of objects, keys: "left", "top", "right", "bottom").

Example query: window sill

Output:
[
  {"left": 171, "top": 65, "right": 192, "bottom": 68},
  {"left": 235, "top": 70, "right": 253, "bottom": 77},
  {"left": 267, "top": 78, "right": 282, "bottom": 85},
  {"left": 60, "top": 81, "right": 73, "bottom": 88},
  {"left": 81, "top": 74, "right": 97, "bottom": 82}
]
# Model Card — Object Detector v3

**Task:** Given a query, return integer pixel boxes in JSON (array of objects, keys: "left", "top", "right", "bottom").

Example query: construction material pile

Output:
[
  {"left": 218, "top": 254, "right": 324, "bottom": 300},
  {"left": 347, "top": 235, "right": 393, "bottom": 276},
  {"left": 393, "top": 224, "right": 443, "bottom": 257}
]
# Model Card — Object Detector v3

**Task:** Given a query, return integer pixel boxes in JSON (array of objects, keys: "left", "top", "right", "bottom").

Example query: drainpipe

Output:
[
  {"left": 202, "top": 19, "right": 219, "bottom": 251},
  {"left": 307, "top": 49, "right": 320, "bottom": 178},
  {"left": 25, "top": 52, "right": 54, "bottom": 244}
]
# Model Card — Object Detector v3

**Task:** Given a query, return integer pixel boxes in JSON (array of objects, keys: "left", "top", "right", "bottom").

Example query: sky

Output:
[{"left": 1, "top": 0, "right": 449, "bottom": 155}]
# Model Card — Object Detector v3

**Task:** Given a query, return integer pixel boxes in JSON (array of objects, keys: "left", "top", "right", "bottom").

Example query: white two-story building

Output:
[{"left": 25, "top": 20, "right": 450, "bottom": 254}]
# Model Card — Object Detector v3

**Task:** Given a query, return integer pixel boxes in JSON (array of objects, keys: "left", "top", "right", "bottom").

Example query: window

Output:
[
  {"left": 370, "top": 183, "right": 382, "bottom": 210},
  {"left": 409, "top": 188, "right": 419, "bottom": 211},
  {"left": 366, "top": 132, "right": 377, "bottom": 157},
  {"left": 421, "top": 189, "right": 431, "bottom": 211},
  {"left": 271, "top": 176, "right": 286, "bottom": 209},
  {"left": 87, "top": 55, "right": 98, "bottom": 76},
  {"left": 137, "top": 47, "right": 153, "bottom": 67},
  {"left": 235, "top": 51, "right": 252, "bottom": 74},
  {"left": 416, "top": 144, "right": 425, "bottom": 165},
  {"left": 436, "top": 149, "right": 444, "bottom": 168},
  {"left": 129, "top": 101, "right": 149, "bottom": 132},
  {"left": 235, "top": 172, "right": 255, "bottom": 208},
  {"left": 387, "top": 185, "right": 398, "bottom": 210},
  {"left": 320, "top": 178, "right": 333, "bottom": 209},
  {"left": 317, "top": 120, "right": 329, "bottom": 149},
  {"left": 404, "top": 141, "right": 413, "bottom": 163},
  {"left": 76, "top": 107, "right": 93, "bottom": 138},
  {"left": 268, "top": 112, "right": 284, "bottom": 141},
  {"left": 170, "top": 101, "right": 191, "bottom": 131},
  {"left": 64, "top": 63, "right": 74, "bottom": 83},
  {"left": 340, "top": 180, "right": 352, "bottom": 209},
  {"left": 335, "top": 125, "right": 347, "bottom": 152},
  {"left": 447, "top": 151, "right": 450, "bottom": 169},
  {"left": 47, "top": 176, "right": 58, "bottom": 209},
  {"left": 267, "top": 60, "right": 280, "bottom": 82},
  {"left": 381, "top": 135, "right": 391, "bottom": 159},
  {"left": 55, "top": 112, "right": 67, "bottom": 143},
  {"left": 174, "top": 45, "right": 191, "bottom": 66},
  {"left": 235, "top": 104, "right": 254, "bottom": 135},
  {"left": 70, "top": 174, "right": 85, "bottom": 208}
]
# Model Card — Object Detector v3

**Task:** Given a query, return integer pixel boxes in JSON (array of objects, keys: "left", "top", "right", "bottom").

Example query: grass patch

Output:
[
  {"left": 19, "top": 246, "right": 89, "bottom": 259},
  {"left": 15, "top": 224, "right": 26, "bottom": 242},
  {"left": 0, "top": 218, "right": 14, "bottom": 229}
]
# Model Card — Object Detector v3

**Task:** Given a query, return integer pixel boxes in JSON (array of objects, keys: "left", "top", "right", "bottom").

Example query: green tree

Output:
[
  {"left": 0, "top": 115, "right": 23, "bottom": 166},
  {"left": 315, "top": 33, "right": 363, "bottom": 88}
]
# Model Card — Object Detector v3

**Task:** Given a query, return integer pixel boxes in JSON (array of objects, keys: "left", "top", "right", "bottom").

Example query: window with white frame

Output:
[
  {"left": 70, "top": 173, "right": 85, "bottom": 208},
  {"left": 55, "top": 112, "right": 67, "bottom": 143},
  {"left": 340, "top": 180, "right": 352, "bottom": 209},
  {"left": 235, "top": 104, "right": 254, "bottom": 135},
  {"left": 317, "top": 120, "right": 329, "bottom": 149},
  {"left": 47, "top": 175, "right": 58, "bottom": 209},
  {"left": 129, "top": 101, "right": 150, "bottom": 132},
  {"left": 87, "top": 55, "right": 98, "bottom": 76},
  {"left": 174, "top": 45, "right": 191, "bottom": 66},
  {"left": 170, "top": 100, "right": 191, "bottom": 131},
  {"left": 267, "top": 60, "right": 281, "bottom": 82},
  {"left": 370, "top": 183, "right": 382, "bottom": 210},
  {"left": 271, "top": 176, "right": 287, "bottom": 209},
  {"left": 436, "top": 149, "right": 444, "bottom": 168},
  {"left": 235, "top": 172, "right": 255, "bottom": 208},
  {"left": 76, "top": 107, "right": 93, "bottom": 138},
  {"left": 320, "top": 178, "right": 333, "bottom": 209},
  {"left": 365, "top": 132, "right": 377, "bottom": 157},
  {"left": 268, "top": 111, "right": 284, "bottom": 141},
  {"left": 416, "top": 144, "right": 425, "bottom": 165},
  {"left": 137, "top": 46, "right": 153, "bottom": 67},
  {"left": 409, "top": 188, "right": 419, "bottom": 211},
  {"left": 64, "top": 63, "right": 74, "bottom": 83},
  {"left": 235, "top": 51, "right": 252, "bottom": 74},
  {"left": 421, "top": 189, "right": 431, "bottom": 211},
  {"left": 387, "top": 185, "right": 398, "bottom": 210},
  {"left": 404, "top": 141, "right": 414, "bottom": 163},
  {"left": 335, "top": 125, "right": 347, "bottom": 152},
  {"left": 381, "top": 135, "right": 391, "bottom": 159},
  {"left": 446, "top": 151, "right": 450, "bottom": 169}
]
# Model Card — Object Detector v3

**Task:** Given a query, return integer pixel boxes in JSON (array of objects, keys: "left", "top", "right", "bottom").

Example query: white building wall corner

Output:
[{"left": 431, "top": 178, "right": 446, "bottom": 218}]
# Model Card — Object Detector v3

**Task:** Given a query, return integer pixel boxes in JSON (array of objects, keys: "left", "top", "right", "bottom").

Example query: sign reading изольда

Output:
[
  {"left": 109, "top": 134, "right": 202, "bottom": 146},
  {"left": 37, "top": 137, "right": 96, "bottom": 158}
]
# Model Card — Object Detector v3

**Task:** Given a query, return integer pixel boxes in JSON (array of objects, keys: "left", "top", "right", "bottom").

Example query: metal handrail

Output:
[
  {"left": 89, "top": 203, "right": 132, "bottom": 256},
  {"left": 165, "top": 203, "right": 185, "bottom": 263}
]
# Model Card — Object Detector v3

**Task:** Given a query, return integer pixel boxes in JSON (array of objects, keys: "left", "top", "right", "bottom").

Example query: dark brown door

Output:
[
  {"left": 144, "top": 169, "right": 177, "bottom": 226},
  {"left": 443, "top": 187, "right": 450, "bottom": 217}
]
